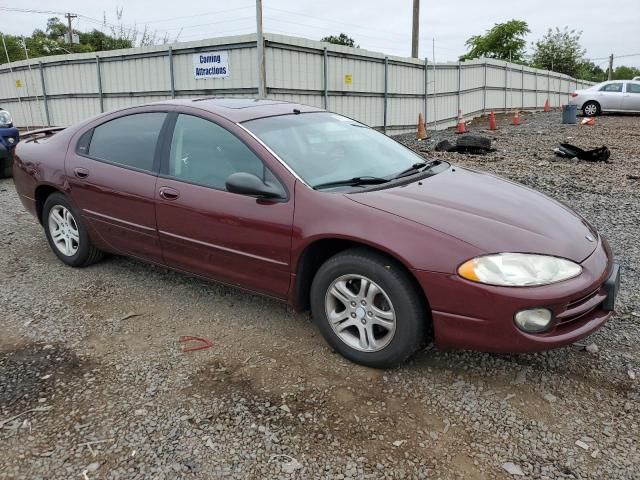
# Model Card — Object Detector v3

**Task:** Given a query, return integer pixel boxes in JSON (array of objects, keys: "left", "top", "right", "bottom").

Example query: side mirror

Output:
[{"left": 225, "top": 172, "right": 284, "bottom": 199}]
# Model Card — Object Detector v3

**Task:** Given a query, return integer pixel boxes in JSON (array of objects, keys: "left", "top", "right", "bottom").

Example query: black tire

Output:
[
  {"left": 310, "top": 247, "right": 429, "bottom": 368},
  {"left": 0, "top": 155, "right": 12, "bottom": 178},
  {"left": 582, "top": 101, "right": 600, "bottom": 117},
  {"left": 43, "top": 192, "right": 104, "bottom": 267},
  {"left": 456, "top": 134, "right": 491, "bottom": 150}
]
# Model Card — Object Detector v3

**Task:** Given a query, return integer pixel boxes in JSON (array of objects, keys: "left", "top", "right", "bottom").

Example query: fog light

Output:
[{"left": 514, "top": 308, "right": 552, "bottom": 333}]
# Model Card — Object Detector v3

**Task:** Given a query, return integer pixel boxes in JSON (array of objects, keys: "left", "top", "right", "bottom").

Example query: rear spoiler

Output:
[{"left": 20, "top": 127, "right": 65, "bottom": 142}]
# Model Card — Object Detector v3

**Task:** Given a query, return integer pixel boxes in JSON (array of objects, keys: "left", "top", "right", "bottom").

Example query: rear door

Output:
[
  {"left": 155, "top": 111, "right": 295, "bottom": 299},
  {"left": 623, "top": 82, "right": 640, "bottom": 111},
  {"left": 66, "top": 109, "right": 169, "bottom": 262},
  {"left": 597, "top": 82, "right": 624, "bottom": 110}
]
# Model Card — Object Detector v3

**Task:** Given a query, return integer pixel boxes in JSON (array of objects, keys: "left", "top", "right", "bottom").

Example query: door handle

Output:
[
  {"left": 74, "top": 167, "right": 89, "bottom": 179},
  {"left": 159, "top": 186, "right": 180, "bottom": 200}
]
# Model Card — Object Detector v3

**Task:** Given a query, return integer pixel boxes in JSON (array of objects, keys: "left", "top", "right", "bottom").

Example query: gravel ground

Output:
[{"left": 1, "top": 111, "right": 639, "bottom": 479}]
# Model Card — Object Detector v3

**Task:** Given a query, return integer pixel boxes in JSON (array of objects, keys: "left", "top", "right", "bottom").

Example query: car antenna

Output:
[{"left": 293, "top": 108, "right": 301, "bottom": 114}]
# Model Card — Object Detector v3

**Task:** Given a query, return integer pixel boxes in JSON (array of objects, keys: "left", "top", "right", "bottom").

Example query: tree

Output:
[
  {"left": 531, "top": 27, "right": 585, "bottom": 76},
  {"left": 460, "top": 20, "right": 530, "bottom": 62},
  {"left": 320, "top": 33, "right": 358, "bottom": 48},
  {"left": 575, "top": 60, "right": 607, "bottom": 83},
  {"left": 612, "top": 65, "right": 640, "bottom": 80}
]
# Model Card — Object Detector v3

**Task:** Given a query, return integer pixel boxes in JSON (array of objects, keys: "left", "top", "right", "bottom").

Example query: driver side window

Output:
[{"left": 168, "top": 114, "right": 266, "bottom": 190}]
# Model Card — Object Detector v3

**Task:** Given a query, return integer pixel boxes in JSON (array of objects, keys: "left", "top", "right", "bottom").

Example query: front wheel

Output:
[
  {"left": 310, "top": 248, "right": 429, "bottom": 368},
  {"left": 583, "top": 101, "right": 600, "bottom": 116},
  {"left": 43, "top": 192, "right": 104, "bottom": 267}
]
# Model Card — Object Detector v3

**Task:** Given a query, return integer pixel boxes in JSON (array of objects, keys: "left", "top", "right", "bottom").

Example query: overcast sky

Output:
[{"left": 2, "top": 0, "right": 639, "bottom": 68}]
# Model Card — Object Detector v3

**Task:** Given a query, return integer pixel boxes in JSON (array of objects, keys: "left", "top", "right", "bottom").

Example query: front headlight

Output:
[
  {"left": 0, "top": 110, "right": 12, "bottom": 127},
  {"left": 458, "top": 253, "right": 582, "bottom": 287}
]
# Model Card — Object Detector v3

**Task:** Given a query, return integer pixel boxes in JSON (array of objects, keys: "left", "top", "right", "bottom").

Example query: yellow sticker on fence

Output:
[
  {"left": 344, "top": 74, "right": 353, "bottom": 85},
  {"left": 15, "top": 79, "right": 22, "bottom": 88}
]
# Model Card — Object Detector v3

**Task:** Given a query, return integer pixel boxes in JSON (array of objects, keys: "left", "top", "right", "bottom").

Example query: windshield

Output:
[{"left": 243, "top": 112, "right": 429, "bottom": 188}]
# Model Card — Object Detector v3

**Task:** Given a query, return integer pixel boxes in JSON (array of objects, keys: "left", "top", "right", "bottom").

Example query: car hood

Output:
[{"left": 347, "top": 166, "right": 598, "bottom": 263}]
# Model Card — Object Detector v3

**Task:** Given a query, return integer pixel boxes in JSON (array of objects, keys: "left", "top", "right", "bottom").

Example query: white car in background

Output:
[{"left": 569, "top": 80, "right": 640, "bottom": 116}]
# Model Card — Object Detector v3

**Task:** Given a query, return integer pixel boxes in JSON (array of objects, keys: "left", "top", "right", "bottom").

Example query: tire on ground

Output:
[
  {"left": 310, "top": 247, "right": 429, "bottom": 368},
  {"left": 455, "top": 134, "right": 491, "bottom": 150},
  {"left": 42, "top": 192, "right": 104, "bottom": 267}
]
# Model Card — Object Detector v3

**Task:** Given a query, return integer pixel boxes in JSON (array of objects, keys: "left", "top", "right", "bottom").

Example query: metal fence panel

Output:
[{"left": 0, "top": 32, "right": 595, "bottom": 131}]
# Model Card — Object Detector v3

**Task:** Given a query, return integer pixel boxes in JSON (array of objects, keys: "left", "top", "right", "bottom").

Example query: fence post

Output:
[
  {"left": 535, "top": 70, "right": 538, "bottom": 108},
  {"left": 482, "top": 60, "right": 487, "bottom": 114},
  {"left": 424, "top": 57, "right": 428, "bottom": 119},
  {"left": 457, "top": 61, "right": 461, "bottom": 114},
  {"left": 521, "top": 65, "right": 524, "bottom": 109},
  {"left": 38, "top": 61, "right": 50, "bottom": 127},
  {"left": 547, "top": 70, "right": 551, "bottom": 108},
  {"left": 504, "top": 61, "right": 508, "bottom": 111},
  {"left": 95, "top": 56, "right": 103, "bottom": 113},
  {"left": 168, "top": 46, "right": 175, "bottom": 99},
  {"left": 383, "top": 56, "right": 388, "bottom": 134},
  {"left": 323, "top": 47, "right": 328, "bottom": 109}
]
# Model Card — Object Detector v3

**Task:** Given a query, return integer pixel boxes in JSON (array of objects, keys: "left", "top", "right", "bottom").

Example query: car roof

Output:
[{"left": 150, "top": 98, "right": 324, "bottom": 123}]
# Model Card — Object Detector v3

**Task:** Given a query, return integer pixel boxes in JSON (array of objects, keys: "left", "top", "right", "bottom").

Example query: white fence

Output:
[{"left": 0, "top": 33, "right": 593, "bottom": 133}]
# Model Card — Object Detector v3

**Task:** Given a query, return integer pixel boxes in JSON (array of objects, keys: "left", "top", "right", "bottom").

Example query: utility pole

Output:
[
  {"left": 411, "top": 0, "right": 420, "bottom": 58},
  {"left": 64, "top": 13, "right": 77, "bottom": 44},
  {"left": 255, "top": 0, "right": 266, "bottom": 98},
  {"left": 607, "top": 54, "right": 614, "bottom": 80}
]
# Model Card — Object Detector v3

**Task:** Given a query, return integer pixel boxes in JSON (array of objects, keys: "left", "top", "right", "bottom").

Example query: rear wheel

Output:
[
  {"left": 310, "top": 248, "right": 428, "bottom": 368},
  {"left": 43, "top": 193, "right": 103, "bottom": 267},
  {"left": 583, "top": 101, "right": 600, "bottom": 116}
]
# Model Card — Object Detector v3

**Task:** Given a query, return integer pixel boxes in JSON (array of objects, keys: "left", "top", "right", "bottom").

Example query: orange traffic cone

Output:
[
  {"left": 511, "top": 111, "right": 520, "bottom": 126},
  {"left": 544, "top": 99, "right": 550, "bottom": 112},
  {"left": 416, "top": 113, "right": 427, "bottom": 140},
  {"left": 489, "top": 111, "right": 497, "bottom": 130},
  {"left": 455, "top": 109, "right": 466, "bottom": 134}
]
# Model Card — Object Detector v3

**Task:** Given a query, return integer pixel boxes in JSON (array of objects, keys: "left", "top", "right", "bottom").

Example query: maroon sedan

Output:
[{"left": 13, "top": 99, "right": 619, "bottom": 368}]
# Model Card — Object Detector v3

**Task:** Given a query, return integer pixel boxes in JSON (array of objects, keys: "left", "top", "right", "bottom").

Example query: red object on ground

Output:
[
  {"left": 416, "top": 113, "right": 427, "bottom": 140},
  {"left": 455, "top": 109, "right": 466, "bottom": 134},
  {"left": 581, "top": 117, "right": 596, "bottom": 126},
  {"left": 511, "top": 111, "right": 520, "bottom": 125},
  {"left": 489, "top": 111, "right": 497, "bottom": 130},
  {"left": 544, "top": 99, "right": 550, "bottom": 112},
  {"left": 179, "top": 336, "right": 213, "bottom": 353}
]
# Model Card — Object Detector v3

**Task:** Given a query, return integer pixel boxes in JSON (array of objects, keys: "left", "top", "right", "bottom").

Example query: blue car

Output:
[{"left": 0, "top": 108, "right": 19, "bottom": 178}]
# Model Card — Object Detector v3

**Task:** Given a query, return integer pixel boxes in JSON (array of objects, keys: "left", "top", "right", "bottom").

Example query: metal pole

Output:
[
  {"left": 548, "top": 70, "right": 551, "bottom": 108},
  {"left": 482, "top": 60, "right": 487, "bottom": 114},
  {"left": 168, "top": 47, "right": 175, "bottom": 99},
  {"left": 521, "top": 65, "right": 524, "bottom": 109},
  {"left": 255, "top": 0, "right": 266, "bottom": 98},
  {"left": 432, "top": 38, "right": 437, "bottom": 129},
  {"left": 424, "top": 57, "right": 428, "bottom": 123},
  {"left": 535, "top": 70, "right": 538, "bottom": 108},
  {"left": 457, "top": 61, "right": 462, "bottom": 115},
  {"left": 383, "top": 56, "right": 388, "bottom": 134},
  {"left": 96, "top": 56, "right": 104, "bottom": 113},
  {"left": 411, "top": 0, "right": 420, "bottom": 58},
  {"left": 607, "top": 54, "right": 613, "bottom": 81},
  {"left": 323, "top": 47, "right": 328, "bottom": 109},
  {"left": 504, "top": 61, "right": 508, "bottom": 111},
  {"left": 39, "top": 62, "right": 50, "bottom": 126}
]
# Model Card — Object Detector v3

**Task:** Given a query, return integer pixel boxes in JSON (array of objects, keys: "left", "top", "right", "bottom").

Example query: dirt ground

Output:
[{"left": 1, "top": 111, "right": 639, "bottom": 479}]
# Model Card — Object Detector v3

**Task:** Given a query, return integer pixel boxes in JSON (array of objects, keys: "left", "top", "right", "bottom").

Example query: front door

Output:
[
  {"left": 66, "top": 111, "right": 168, "bottom": 262},
  {"left": 155, "top": 112, "right": 294, "bottom": 299}
]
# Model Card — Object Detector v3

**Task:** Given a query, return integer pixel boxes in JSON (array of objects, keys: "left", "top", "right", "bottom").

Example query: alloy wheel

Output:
[
  {"left": 324, "top": 274, "right": 396, "bottom": 352},
  {"left": 48, "top": 205, "right": 79, "bottom": 257}
]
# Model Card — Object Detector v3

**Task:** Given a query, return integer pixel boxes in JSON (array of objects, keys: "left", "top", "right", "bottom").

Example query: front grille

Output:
[{"left": 556, "top": 287, "right": 606, "bottom": 325}]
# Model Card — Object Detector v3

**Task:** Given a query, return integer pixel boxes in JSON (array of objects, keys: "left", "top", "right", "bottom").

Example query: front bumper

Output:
[{"left": 413, "top": 237, "right": 618, "bottom": 353}]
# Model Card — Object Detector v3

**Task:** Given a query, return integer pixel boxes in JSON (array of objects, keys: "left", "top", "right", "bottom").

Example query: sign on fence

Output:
[{"left": 193, "top": 51, "right": 230, "bottom": 79}]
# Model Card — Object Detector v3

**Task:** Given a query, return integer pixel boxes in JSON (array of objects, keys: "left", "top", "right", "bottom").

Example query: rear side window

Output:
[
  {"left": 87, "top": 112, "right": 166, "bottom": 172},
  {"left": 599, "top": 83, "right": 623, "bottom": 92},
  {"left": 627, "top": 83, "right": 640, "bottom": 94}
]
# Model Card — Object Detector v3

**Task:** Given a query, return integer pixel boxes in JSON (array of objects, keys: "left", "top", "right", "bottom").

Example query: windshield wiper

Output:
[
  {"left": 313, "top": 176, "right": 390, "bottom": 190},
  {"left": 393, "top": 160, "right": 440, "bottom": 180}
]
